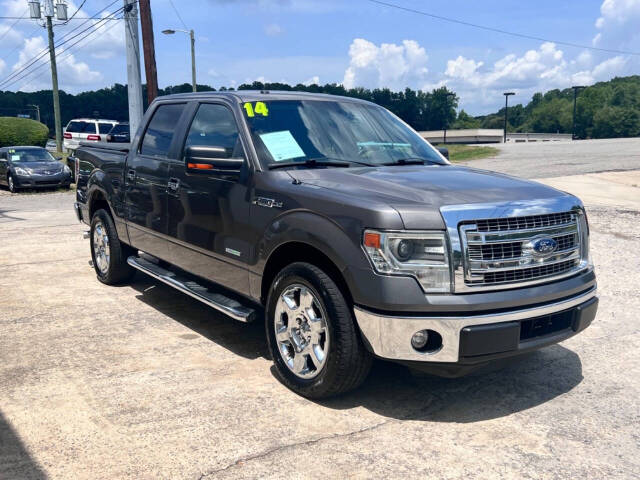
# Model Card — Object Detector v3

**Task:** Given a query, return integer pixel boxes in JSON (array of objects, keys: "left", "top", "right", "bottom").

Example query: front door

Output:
[
  {"left": 125, "top": 102, "right": 187, "bottom": 260},
  {"left": 167, "top": 102, "right": 252, "bottom": 293}
]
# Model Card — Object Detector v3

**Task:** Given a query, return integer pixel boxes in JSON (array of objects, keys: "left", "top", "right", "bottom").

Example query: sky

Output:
[{"left": 0, "top": 0, "right": 638, "bottom": 114}]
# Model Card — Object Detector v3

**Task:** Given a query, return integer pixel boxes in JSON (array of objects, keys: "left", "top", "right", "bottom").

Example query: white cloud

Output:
[
  {"left": 264, "top": 23, "right": 283, "bottom": 36},
  {"left": 343, "top": 38, "right": 429, "bottom": 90},
  {"left": 0, "top": 58, "right": 5, "bottom": 75},
  {"left": 303, "top": 75, "right": 319, "bottom": 85},
  {"left": 12, "top": 36, "right": 101, "bottom": 91},
  {"left": 445, "top": 56, "right": 483, "bottom": 80},
  {"left": 593, "top": 0, "right": 640, "bottom": 50}
]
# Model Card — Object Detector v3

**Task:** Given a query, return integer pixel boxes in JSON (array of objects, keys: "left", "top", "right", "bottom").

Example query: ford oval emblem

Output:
[{"left": 532, "top": 237, "right": 558, "bottom": 256}]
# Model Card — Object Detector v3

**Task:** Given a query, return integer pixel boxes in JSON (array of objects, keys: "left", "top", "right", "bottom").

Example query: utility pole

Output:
[
  {"left": 572, "top": 86, "right": 585, "bottom": 140},
  {"left": 123, "top": 0, "right": 143, "bottom": 138},
  {"left": 138, "top": 0, "right": 159, "bottom": 104},
  {"left": 190, "top": 29, "right": 196, "bottom": 92},
  {"left": 44, "top": 0, "right": 62, "bottom": 152},
  {"left": 503, "top": 92, "right": 515, "bottom": 143}
]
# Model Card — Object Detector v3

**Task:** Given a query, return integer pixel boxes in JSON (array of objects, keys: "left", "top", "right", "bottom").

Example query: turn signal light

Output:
[
  {"left": 63, "top": 132, "right": 72, "bottom": 139},
  {"left": 87, "top": 135, "right": 101, "bottom": 141},
  {"left": 188, "top": 163, "right": 214, "bottom": 170},
  {"left": 363, "top": 232, "right": 381, "bottom": 249}
]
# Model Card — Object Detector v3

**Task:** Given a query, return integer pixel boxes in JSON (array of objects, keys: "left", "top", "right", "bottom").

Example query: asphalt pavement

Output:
[{"left": 0, "top": 139, "right": 639, "bottom": 479}]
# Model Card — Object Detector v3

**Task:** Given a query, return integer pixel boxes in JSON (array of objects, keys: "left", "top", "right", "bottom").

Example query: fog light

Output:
[{"left": 411, "top": 330, "right": 429, "bottom": 349}]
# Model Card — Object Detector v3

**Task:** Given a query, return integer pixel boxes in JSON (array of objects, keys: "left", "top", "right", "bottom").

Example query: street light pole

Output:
[
  {"left": 503, "top": 92, "right": 515, "bottom": 143},
  {"left": 28, "top": 104, "right": 41, "bottom": 123},
  {"left": 162, "top": 28, "right": 197, "bottom": 92},
  {"left": 443, "top": 92, "right": 455, "bottom": 145},
  {"left": 572, "top": 85, "right": 585, "bottom": 140}
]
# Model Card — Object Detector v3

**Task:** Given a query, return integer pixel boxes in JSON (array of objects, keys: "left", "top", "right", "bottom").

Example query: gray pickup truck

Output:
[{"left": 73, "top": 91, "right": 598, "bottom": 398}]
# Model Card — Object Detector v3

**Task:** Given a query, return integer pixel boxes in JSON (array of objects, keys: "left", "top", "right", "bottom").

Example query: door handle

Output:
[
  {"left": 167, "top": 177, "right": 180, "bottom": 192},
  {"left": 127, "top": 169, "right": 136, "bottom": 182}
]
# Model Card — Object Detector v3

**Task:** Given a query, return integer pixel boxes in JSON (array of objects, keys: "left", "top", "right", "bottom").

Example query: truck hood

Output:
[{"left": 287, "top": 165, "right": 570, "bottom": 229}]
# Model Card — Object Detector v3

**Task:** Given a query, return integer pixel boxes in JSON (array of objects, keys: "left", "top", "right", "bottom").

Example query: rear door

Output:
[
  {"left": 166, "top": 101, "right": 253, "bottom": 292},
  {"left": 125, "top": 102, "right": 187, "bottom": 260}
]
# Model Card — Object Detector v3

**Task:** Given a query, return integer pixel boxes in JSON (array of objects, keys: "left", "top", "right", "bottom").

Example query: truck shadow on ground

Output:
[
  {"left": 130, "top": 275, "right": 583, "bottom": 423},
  {"left": 0, "top": 410, "right": 47, "bottom": 480}
]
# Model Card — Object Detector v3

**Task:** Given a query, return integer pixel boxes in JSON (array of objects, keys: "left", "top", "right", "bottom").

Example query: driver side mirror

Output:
[
  {"left": 185, "top": 146, "right": 244, "bottom": 176},
  {"left": 437, "top": 147, "right": 449, "bottom": 160}
]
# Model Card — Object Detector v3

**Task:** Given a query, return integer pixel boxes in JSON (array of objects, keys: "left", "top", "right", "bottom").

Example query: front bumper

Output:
[
  {"left": 15, "top": 173, "right": 71, "bottom": 188},
  {"left": 354, "top": 287, "right": 598, "bottom": 364}
]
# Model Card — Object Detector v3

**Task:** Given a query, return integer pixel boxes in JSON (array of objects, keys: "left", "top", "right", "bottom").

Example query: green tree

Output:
[{"left": 452, "top": 110, "right": 480, "bottom": 129}]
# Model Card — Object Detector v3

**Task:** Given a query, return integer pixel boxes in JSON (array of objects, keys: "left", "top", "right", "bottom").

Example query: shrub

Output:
[{"left": 0, "top": 117, "right": 49, "bottom": 147}]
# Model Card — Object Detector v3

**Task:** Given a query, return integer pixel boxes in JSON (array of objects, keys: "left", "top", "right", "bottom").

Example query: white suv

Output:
[{"left": 63, "top": 118, "right": 118, "bottom": 153}]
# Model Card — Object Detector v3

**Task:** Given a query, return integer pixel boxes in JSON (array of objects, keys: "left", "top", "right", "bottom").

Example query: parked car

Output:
[
  {"left": 63, "top": 118, "right": 118, "bottom": 153},
  {"left": 0, "top": 146, "right": 72, "bottom": 192},
  {"left": 46, "top": 138, "right": 58, "bottom": 153},
  {"left": 73, "top": 91, "right": 598, "bottom": 398},
  {"left": 106, "top": 122, "right": 130, "bottom": 143}
]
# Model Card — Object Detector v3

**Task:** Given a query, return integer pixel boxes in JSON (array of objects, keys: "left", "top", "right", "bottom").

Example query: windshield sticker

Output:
[
  {"left": 244, "top": 101, "right": 269, "bottom": 118},
  {"left": 259, "top": 130, "right": 305, "bottom": 161},
  {"left": 11, "top": 155, "right": 20, "bottom": 161}
]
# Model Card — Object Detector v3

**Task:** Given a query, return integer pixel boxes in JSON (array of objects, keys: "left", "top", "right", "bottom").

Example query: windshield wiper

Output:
[
  {"left": 268, "top": 157, "right": 374, "bottom": 170},
  {"left": 380, "top": 157, "right": 438, "bottom": 166}
]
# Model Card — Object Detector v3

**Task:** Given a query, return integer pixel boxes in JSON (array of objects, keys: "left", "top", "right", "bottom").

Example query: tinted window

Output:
[
  {"left": 185, "top": 104, "right": 244, "bottom": 158},
  {"left": 66, "top": 121, "right": 96, "bottom": 134},
  {"left": 110, "top": 124, "right": 129, "bottom": 135},
  {"left": 140, "top": 104, "right": 186, "bottom": 157},
  {"left": 99, "top": 123, "right": 114, "bottom": 134}
]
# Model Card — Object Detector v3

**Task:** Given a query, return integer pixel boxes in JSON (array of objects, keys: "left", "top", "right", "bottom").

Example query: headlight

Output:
[
  {"left": 363, "top": 230, "right": 451, "bottom": 293},
  {"left": 14, "top": 167, "right": 31, "bottom": 175},
  {"left": 63, "top": 165, "right": 71, "bottom": 174}
]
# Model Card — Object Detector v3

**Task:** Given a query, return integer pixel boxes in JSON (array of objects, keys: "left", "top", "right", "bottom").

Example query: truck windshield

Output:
[{"left": 242, "top": 99, "right": 446, "bottom": 168}]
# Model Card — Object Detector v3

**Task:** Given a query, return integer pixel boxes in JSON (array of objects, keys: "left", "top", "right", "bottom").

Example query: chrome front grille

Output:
[
  {"left": 461, "top": 211, "right": 584, "bottom": 289},
  {"left": 474, "top": 212, "right": 573, "bottom": 232}
]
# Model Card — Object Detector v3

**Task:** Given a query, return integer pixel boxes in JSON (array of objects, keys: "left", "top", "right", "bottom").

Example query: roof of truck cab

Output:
[{"left": 158, "top": 90, "right": 376, "bottom": 105}]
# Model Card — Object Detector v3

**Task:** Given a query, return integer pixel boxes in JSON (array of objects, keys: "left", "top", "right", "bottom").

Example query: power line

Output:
[
  {"left": 0, "top": 0, "right": 122, "bottom": 68},
  {"left": 12, "top": 14, "right": 125, "bottom": 92},
  {"left": 365, "top": 0, "right": 640, "bottom": 57},
  {"left": 62, "top": 0, "right": 89, "bottom": 24},
  {"left": 0, "top": 3, "right": 124, "bottom": 89},
  {"left": 167, "top": 0, "right": 188, "bottom": 30},
  {"left": 0, "top": 8, "right": 29, "bottom": 43}
]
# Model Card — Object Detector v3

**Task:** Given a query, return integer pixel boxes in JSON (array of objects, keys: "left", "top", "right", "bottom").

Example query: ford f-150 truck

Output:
[{"left": 73, "top": 91, "right": 598, "bottom": 398}]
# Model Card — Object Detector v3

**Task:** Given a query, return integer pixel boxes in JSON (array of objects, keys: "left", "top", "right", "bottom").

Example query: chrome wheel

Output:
[
  {"left": 92, "top": 221, "right": 110, "bottom": 274},
  {"left": 274, "top": 284, "right": 330, "bottom": 379}
]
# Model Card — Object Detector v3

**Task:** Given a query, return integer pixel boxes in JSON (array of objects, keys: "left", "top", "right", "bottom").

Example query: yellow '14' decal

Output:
[{"left": 244, "top": 101, "right": 269, "bottom": 117}]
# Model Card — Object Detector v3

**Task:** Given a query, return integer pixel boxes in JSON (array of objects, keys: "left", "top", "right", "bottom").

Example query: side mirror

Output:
[
  {"left": 55, "top": 155, "right": 63, "bottom": 161},
  {"left": 185, "top": 146, "right": 244, "bottom": 176},
  {"left": 437, "top": 147, "right": 449, "bottom": 160}
]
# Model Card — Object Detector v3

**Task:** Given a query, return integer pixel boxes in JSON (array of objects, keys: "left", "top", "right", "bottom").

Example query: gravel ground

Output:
[{"left": 0, "top": 139, "right": 639, "bottom": 479}]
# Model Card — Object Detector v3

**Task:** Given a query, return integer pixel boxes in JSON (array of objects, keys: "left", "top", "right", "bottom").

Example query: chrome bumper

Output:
[{"left": 353, "top": 287, "right": 598, "bottom": 363}]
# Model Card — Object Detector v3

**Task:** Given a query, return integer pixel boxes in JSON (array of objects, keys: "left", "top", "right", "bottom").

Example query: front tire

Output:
[
  {"left": 90, "top": 209, "right": 135, "bottom": 285},
  {"left": 7, "top": 174, "right": 17, "bottom": 193},
  {"left": 266, "top": 262, "right": 372, "bottom": 398}
]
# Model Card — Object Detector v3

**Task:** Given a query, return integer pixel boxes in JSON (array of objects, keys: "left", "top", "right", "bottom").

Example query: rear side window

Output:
[
  {"left": 184, "top": 104, "right": 244, "bottom": 158},
  {"left": 66, "top": 121, "right": 96, "bottom": 134},
  {"left": 110, "top": 124, "right": 129, "bottom": 134},
  {"left": 140, "top": 104, "right": 186, "bottom": 157},
  {"left": 98, "top": 123, "right": 114, "bottom": 134}
]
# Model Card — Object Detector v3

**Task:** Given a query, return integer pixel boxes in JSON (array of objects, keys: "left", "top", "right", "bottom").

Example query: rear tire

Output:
[
  {"left": 266, "top": 262, "right": 372, "bottom": 398},
  {"left": 90, "top": 209, "right": 135, "bottom": 285}
]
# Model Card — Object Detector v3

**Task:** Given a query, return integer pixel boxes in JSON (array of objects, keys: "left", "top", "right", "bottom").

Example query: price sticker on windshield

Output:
[{"left": 244, "top": 101, "right": 269, "bottom": 118}]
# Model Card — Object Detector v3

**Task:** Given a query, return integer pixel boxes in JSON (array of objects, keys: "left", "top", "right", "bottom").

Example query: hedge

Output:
[{"left": 0, "top": 117, "right": 49, "bottom": 148}]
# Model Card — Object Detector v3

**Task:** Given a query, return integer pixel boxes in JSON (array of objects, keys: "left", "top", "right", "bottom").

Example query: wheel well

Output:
[
  {"left": 89, "top": 190, "right": 110, "bottom": 220},
  {"left": 261, "top": 242, "right": 353, "bottom": 306}
]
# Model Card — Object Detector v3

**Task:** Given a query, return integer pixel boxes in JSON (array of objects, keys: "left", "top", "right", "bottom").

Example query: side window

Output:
[
  {"left": 99, "top": 123, "right": 114, "bottom": 134},
  {"left": 140, "top": 103, "right": 186, "bottom": 157},
  {"left": 185, "top": 104, "right": 244, "bottom": 159}
]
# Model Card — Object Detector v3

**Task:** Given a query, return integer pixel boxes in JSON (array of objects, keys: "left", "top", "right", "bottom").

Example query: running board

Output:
[{"left": 127, "top": 256, "right": 256, "bottom": 323}]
